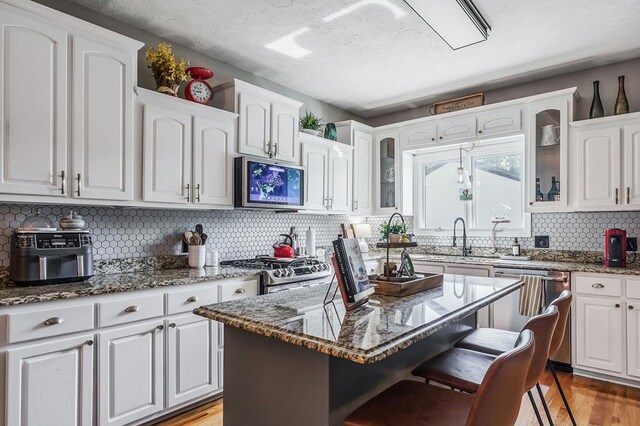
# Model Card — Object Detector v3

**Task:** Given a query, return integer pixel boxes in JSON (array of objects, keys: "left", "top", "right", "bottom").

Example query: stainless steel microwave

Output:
[{"left": 234, "top": 156, "right": 305, "bottom": 210}]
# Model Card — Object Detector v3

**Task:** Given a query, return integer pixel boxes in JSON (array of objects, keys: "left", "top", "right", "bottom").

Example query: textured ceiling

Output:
[{"left": 68, "top": 0, "right": 640, "bottom": 117}]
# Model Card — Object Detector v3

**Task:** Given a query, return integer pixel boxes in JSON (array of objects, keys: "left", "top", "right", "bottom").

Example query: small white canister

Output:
[
  {"left": 188, "top": 245, "right": 206, "bottom": 268},
  {"left": 206, "top": 248, "right": 219, "bottom": 267}
]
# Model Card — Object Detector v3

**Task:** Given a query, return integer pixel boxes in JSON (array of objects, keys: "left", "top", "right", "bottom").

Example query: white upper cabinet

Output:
[
  {"left": 402, "top": 122, "right": 437, "bottom": 150},
  {"left": 374, "top": 129, "right": 401, "bottom": 215},
  {"left": 437, "top": 115, "right": 476, "bottom": 143},
  {"left": 72, "top": 36, "right": 134, "bottom": 200},
  {"left": 0, "top": 0, "right": 143, "bottom": 202},
  {"left": 0, "top": 8, "right": 68, "bottom": 196},
  {"left": 623, "top": 122, "right": 640, "bottom": 208},
  {"left": 213, "top": 79, "right": 302, "bottom": 163},
  {"left": 301, "top": 142, "right": 328, "bottom": 211},
  {"left": 143, "top": 104, "right": 192, "bottom": 204},
  {"left": 328, "top": 146, "right": 353, "bottom": 213},
  {"left": 193, "top": 115, "right": 236, "bottom": 206},
  {"left": 476, "top": 106, "right": 521, "bottom": 137},
  {"left": 353, "top": 129, "right": 373, "bottom": 214},
  {"left": 575, "top": 126, "right": 622, "bottom": 209}
]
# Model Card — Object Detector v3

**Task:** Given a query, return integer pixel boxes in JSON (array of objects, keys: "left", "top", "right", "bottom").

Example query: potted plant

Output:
[
  {"left": 379, "top": 222, "right": 407, "bottom": 244},
  {"left": 300, "top": 110, "right": 323, "bottom": 136},
  {"left": 145, "top": 43, "right": 190, "bottom": 97}
]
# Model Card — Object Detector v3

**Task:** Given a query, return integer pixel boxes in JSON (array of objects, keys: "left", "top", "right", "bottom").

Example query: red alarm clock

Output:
[{"left": 184, "top": 67, "right": 214, "bottom": 104}]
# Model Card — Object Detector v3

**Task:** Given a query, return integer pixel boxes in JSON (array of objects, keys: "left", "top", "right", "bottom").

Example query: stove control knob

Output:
[
  {"left": 287, "top": 268, "right": 295, "bottom": 276},
  {"left": 311, "top": 265, "right": 320, "bottom": 272},
  {"left": 274, "top": 269, "right": 283, "bottom": 278},
  {"left": 321, "top": 264, "right": 329, "bottom": 271}
]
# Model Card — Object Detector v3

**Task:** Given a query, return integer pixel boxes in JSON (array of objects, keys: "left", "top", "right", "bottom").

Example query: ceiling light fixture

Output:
[
  {"left": 265, "top": 27, "right": 312, "bottom": 59},
  {"left": 323, "top": 0, "right": 406, "bottom": 23},
  {"left": 403, "top": 0, "right": 490, "bottom": 50}
]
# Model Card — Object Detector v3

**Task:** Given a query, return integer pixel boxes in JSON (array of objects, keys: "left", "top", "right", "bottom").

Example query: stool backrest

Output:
[
  {"left": 522, "top": 305, "right": 559, "bottom": 388},
  {"left": 466, "top": 329, "right": 535, "bottom": 426},
  {"left": 549, "top": 290, "right": 572, "bottom": 358}
]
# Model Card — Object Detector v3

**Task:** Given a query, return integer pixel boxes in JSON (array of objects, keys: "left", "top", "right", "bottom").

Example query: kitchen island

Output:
[{"left": 195, "top": 274, "right": 523, "bottom": 426}]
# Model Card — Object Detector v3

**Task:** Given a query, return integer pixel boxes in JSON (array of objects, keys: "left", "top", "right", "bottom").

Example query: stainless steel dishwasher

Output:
[{"left": 493, "top": 267, "right": 571, "bottom": 371}]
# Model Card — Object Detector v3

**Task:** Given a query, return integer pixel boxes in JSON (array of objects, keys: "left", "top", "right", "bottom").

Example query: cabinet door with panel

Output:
[
  {"left": 301, "top": 142, "right": 329, "bottom": 211},
  {"left": 437, "top": 116, "right": 476, "bottom": 143},
  {"left": 476, "top": 107, "right": 521, "bottom": 137},
  {"left": 353, "top": 130, "right": 372, "bottom": 214},
  {"left": 402, "top": 122, "right": 437, "bottom": 150},
  {"left": 237, "top": 91, "right": 271, "bottom": 158},
  {"left": 627, "top": 299, "right": 640, "bottom": 378},
  {"left": 166, "top": 314, "right": 220, "bottom": 407},
  {"left": 193, "top": 115, "right": 236, "bottom": 206},
  {"left": 0, "top": 9, "right": 67, "bottom": 196},
  {"left": 623, "top": 123, "right": 640, "bottom": 208},
  {"left": 72, "top": 36, "right": 134, "bottom": 201},
  {"left": 575, "top": 126, "right": 622, "bottom": 209},
  {"left": 98, "top": 319, "right": 165, "bottom": 426},
  {"left": 270, "top": 102, "right": 299, "bottom": 163},
  {"left": 328, "top": 146, "right": 353, "bottom": 213},
  {"left": 575, "top": 296, "right": 624, "bottom": 373},
  {"left": 6, "top": 333, "right": 94, "bottom": 426},
  {"left": 143, "top": 104, "right": 192, "bottom": 204}
]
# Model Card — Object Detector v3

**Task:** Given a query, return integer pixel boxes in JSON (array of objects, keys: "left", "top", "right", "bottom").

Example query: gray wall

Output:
[
  {"left": 35, "top": 0, "right": 361, "bottom": 124},
  {"left": 369, "top": 57, "right": 640, "bottom": 127}
]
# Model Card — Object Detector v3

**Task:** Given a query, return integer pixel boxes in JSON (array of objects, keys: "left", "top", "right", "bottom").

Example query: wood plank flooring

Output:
[{"left": 156, "top": 370, "right": 640, "bottom": 425}]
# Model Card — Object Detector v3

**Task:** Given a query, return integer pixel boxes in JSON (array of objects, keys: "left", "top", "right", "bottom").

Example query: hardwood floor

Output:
[{"left": 156, "top": 370, "right": 640, "bottom": 425}]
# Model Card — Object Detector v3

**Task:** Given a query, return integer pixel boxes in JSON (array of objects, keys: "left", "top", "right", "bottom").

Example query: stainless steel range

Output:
[{"left": 220, "top": 256, "right": 333, "bottom": 294}]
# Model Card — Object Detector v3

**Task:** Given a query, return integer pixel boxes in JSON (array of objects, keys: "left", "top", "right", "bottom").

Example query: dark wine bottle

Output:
[
  {"left": 589, "top": 80, "right": 604, "bottom": 118},
  {"left": 535, "top": 177, "right": 544, "bottom": 202},
  {"left": 614, "top": 75, "right": 629, "bottom": 115},
  {"left": 547, "top": 176, "right": 560, "bottom": 202}
]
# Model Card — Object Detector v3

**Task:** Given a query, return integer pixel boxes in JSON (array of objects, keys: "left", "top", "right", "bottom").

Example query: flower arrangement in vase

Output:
[{"left": 145, "top": 43, "right": 190, "bottom": 97}]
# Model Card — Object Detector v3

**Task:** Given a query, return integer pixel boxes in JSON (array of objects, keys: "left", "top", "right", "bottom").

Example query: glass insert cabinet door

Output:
[
  {"left": 375, "top": 131, "right": 400, "bottom": 213},
  {"left": 528, "top": 98, "right": 569, "bottom": 211}
]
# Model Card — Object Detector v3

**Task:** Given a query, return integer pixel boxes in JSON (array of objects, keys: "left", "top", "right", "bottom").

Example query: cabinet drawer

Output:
[
  {"left": 626, "top": 279, "right": 640, "bottom": 299},
  {"left": 575, "top": 275, "right": 622, "bottom": 297},
  {"left": 219, "top": 279, "right": 258, "bottom": 302},
  {"left": 97, "top": 293, "right": 164, "bottom": 328},
  {"left": 5, "top": 302, "right": 94, "bottom": 344},
  {"left": 166, "top": 284, "right": 218, "bottom": 315},
  {"left": 414, "top": 262, "right": 445, "bottom": 274},
  {"left": 364, "top": 260, "right": 381, "bottom": 275}
]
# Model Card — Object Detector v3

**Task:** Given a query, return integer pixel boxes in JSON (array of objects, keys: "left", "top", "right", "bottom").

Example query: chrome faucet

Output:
[{"left": 453, "top": 217, "right": 471, "bottom": 257}]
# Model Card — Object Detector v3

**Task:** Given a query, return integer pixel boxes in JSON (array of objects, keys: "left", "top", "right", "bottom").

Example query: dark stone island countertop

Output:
[
  {"left": 0, "top": 266, "right": 259, "bottom": 307},
  {"left": 195, "top": 274, "right": 523, "bottom": 364}
]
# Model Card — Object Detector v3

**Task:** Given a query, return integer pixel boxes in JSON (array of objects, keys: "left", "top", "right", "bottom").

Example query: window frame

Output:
[{"left": 413, "top": 136, "right": 531, "bottom": 238}]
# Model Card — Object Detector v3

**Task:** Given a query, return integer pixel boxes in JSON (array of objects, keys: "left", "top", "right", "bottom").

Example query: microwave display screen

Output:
[{"left": 247, "top": 160, "right": 303, "bottom": 206}]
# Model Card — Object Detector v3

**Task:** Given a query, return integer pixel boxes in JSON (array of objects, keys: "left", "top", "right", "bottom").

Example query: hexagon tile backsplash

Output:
[{"left": 0, "top": 204, "right": 638, "bottom": 268}]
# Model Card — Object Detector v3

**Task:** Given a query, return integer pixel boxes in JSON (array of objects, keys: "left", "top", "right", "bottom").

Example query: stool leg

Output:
[
  {"left": 527, "top": 390, "right": 544, "bottom": 426},
  {"left": 548, "top": 360, "right": 577, "bottom": 426},
  {"left": 536, "top": 383, "right": 554, "bottom": 425}
]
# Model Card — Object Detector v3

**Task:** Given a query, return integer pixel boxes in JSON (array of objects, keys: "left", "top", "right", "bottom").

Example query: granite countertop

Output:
[
  {"left": 0, "top": 266, "right": 259, "bottom": 307},
  {"left": 365, "top": 251, "right": 640, "bottom": 276},
  {"left": 195, "top": 274, "right": 523, "bottom": 364}
]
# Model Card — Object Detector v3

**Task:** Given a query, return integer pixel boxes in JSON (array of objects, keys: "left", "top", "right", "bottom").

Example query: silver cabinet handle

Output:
[
  {"left": 39, "top": 255, "right": 47, "bottom": 280},
  {"left": 323, "top": 197, "right": 328, "bottom": 208},
  {"left": 85, "top": 339, "right": 94, "bottom": 346},
  {"left": 265, "top": 141, "right": 271, "bottom": 155},
  {"left": 76, "top": 254, "right": 85, "bottom": 277},
  {"left": 76, "top": 173, "right": 81, "bottom": 197},
  {"left": 196, "top": 184, "right": 201, "bottom": 202},
  {"left": 60, "top": 170, "right": 66, "bottom": 195},
  {"left": 187, "top": 296, "right": 200, "bottom": 303},
  {"left": 43, "top": 317, "right": 63, "bottom": 326},
  {"left": 274, "top": 142, "right": 278, "bottom": 156},
  {"left": 124, "top": 305, "right": 140, "bottom": 313},
  {"left": 235, "top": 288, "right": 246, "bottom": 294},
  {"left": 186, "top": 183, "right": 190, "bottom": 202},
  {"left": 354, "top": 200, "right": 358, "bottom": 211},
  {"left": 592, "top": 283, "right": 605, "bottom": 289},
  {"left": 169, "top": 322, "right": 176, "bottom": 328},
  {"left": 329, "top": 197, "right": 333, "bottom": 209}
]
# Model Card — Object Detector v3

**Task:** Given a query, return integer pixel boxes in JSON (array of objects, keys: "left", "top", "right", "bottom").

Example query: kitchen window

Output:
[{"left": 413, "top": 137, "right": 531, "bottom": 237}]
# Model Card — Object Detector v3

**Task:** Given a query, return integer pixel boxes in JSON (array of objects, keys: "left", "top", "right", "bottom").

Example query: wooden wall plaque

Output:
[{"left": 429, "top": 93, "right": 484, "bottom": 115}]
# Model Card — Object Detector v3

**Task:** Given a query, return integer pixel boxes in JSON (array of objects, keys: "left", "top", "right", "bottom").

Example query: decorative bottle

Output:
[
  {"left": 535, "top": 178, "right": 544, "bottom": 202},
  {"left": 547, "top": 176, "right": 560, "bottom": 202},
  {"left": 589, "top": 80, "right": 604, "bottom": 118},
  {"left": 614, "top": 75, "right": 629, "bottom": 115}
]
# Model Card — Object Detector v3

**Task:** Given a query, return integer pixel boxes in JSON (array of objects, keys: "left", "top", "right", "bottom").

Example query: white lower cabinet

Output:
[
  {"left": 627, "top": 300, "right": 640, "bottom": 378},
  {"left": 166, "top": 314, "right": 219, "bottom": 407},
  {"left": 98, "top": 319, "right": 165, "bottom": 426},
  {"left": 5, "top": 333, "right": 94, "bottom": 426}
]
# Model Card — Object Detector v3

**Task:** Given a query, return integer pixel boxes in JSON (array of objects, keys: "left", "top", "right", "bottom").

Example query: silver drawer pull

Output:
[
  {"left": 187, "top": 296, "right": 200, "bottom": 303},
  {"left": 235, "top": 288, "right": 246, "bottom": 294},
  {"left": 592, "top": 283, "right": 605, "bottom": 289},
  {"left": 124, "top": 305, "right": 140, "bottom": 313},
  {"left": 43, "top": 317, "right": 63, "bottom": 326}
]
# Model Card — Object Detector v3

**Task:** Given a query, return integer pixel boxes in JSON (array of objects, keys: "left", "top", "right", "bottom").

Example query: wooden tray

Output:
[
  {"left": 375, "top": 242, "right": 418, "bottom": 249},
  {"left": 370, "top": 273, "right": 444, "bottom": 297}
]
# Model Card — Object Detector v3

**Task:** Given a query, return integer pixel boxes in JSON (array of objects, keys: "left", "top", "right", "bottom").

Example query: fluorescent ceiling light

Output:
[
  {"left": 323, "top": 0, "right": 407, "bottom": 23},
  {"left": 265, "top": 27, "right": 312, "bottom": 59},
  {"left": 404, "top": 0, "right": 490, "bottom": 50}
]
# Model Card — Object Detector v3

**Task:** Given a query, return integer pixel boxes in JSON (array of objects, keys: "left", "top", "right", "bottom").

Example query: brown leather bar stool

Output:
[
  {"left": 455, "top": 290, "right": 575, "bottom": 426},
  {"left": 344, "top": 329, "right": 535, "bottom": 426},
  {"left": 412, "top": 306, "right": 558, "bottom": 426}
]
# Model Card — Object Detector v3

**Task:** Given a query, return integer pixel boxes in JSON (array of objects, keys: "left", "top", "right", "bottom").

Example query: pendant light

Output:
[{"left": 454, "top": 146, "right": 471, "bottom": 186}]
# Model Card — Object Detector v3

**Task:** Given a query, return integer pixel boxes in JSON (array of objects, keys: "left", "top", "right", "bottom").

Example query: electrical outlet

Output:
[
  {"left": 535, "top": 236, "right": 550, "bottom": 249},
  {"left": 628, "top": 237, "right": 638, "bottom": 252}
]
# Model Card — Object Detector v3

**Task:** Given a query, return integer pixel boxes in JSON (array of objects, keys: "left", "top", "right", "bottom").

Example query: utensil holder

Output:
[{"left": 188, "top": 245, "right": 205, "bottom": 268}]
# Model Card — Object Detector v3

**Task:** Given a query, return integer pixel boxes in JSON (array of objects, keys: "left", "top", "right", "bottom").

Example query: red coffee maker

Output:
[{"left": 605, "top": 228, "right": 627, "bottom": 267}]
